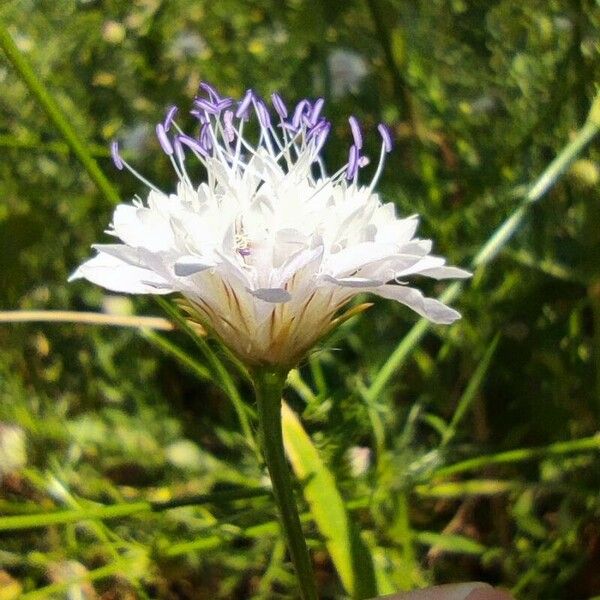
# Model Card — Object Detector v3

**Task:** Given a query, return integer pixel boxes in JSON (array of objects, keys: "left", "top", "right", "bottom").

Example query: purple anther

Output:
[
  {"left": 307, "top": 117, "right": 328, "bottom": 140},
  {"left": 346, "top": 144, "right": 359, "bottom": 180},
  {"left": 348, "top": 116, "right": 363, "bottom": 149},
  {"left": 223, "top": 110, "right": 235, "bottom": 142},
  {"left": 238, "top": 247, "right": 251, "bottom": 256},
  {"left": 194, "top": 98, "right": 219, "bottom": 115},
  {"left": 308, "top": 98, "right": 325, "bottom": 126},
  {"left": 254, "top": 99, "right": 271, "bottom": 129},
  {"left": 378, "top": 123, "right": 393, "bottom": 153},
  {"left": 164, "top": 105, "right": 178, "bottom": 132},
  {"left": 110, "top": 140, "right": 124, "bottom": 170},
  {"left": 291, "top": 100, "right": 309, "bottom": 129},
  {"left": 156, "top": 123, "right": 174, "bottom": 155},
  {"left": 174, "top": 138, "right": 185, "bottom": 164},
  {"left": 199, "top": 81, "right": 220, "bottom": 101},
  {"left": 215, "top": 97, "right": 233, "bottom": 111},
  {"left": 179, "top": 134, "right": 208, "bottom": 157},
  {"left": 313, "top": 122, "right": 331, "bottom": 153},
  {"left": 199, "top": 123, "right": 213, "bottom": 150},
  {"left": 279, "top": 121, "right": 297, "bottom": 133},
  {"left": 236, "top": 90, "right": 254, "bottom": 119},
  {"left": 271, "top": 92, "right": 288, "bottom": 119},
  {"left": 190, "top": 109, "right": 207, "bottom": 124}
]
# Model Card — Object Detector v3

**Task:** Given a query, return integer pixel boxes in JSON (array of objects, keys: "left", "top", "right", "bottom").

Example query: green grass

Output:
[{"left": 1, "top": 2, "right": 600, "bottom": 598}]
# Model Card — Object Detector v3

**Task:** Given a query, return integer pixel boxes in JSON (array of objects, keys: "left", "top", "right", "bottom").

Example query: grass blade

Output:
[
  {"left": 367, "top": 94, "right": 600, "bottom": 401},
  {"left": 281, "top": 402, "right": 378, "bottom": 599},
  {"left": 441, "top": 334, "right": 500, "bottom": 446},
  {"left": 0, "top": 22, "right": 120, "bottom": 205},
  {"left": 434, "top": 434, "right": 600, "bottom": 478},
  {"left": 414, "top": 479, "right": 520, "bottom": 498},
  {"left": 413, "top": 531, "right": 489, "bottom": 556}
]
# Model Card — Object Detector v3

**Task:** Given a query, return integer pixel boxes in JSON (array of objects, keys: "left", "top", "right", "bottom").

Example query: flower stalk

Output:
[{"left": 252, "top": 367, "right": 318, "bottom": 600}]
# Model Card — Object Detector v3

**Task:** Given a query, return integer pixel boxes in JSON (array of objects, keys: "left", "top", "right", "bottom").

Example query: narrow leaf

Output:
[
  {"left": 281, "top": 402, "right": 378, "bottom": 599},
  {"left": 413, "top": 531, "right": 489, "bottom": 556}
]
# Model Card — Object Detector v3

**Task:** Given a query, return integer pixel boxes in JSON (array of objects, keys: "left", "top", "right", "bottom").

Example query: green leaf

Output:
[
  {"left": 442, "top": 333, "right": 501, "bottom": 446},
  {"left": 413, "top": 531, "right": 489, "bottom": 556},
  {"left": 281, "top": 402, "right": 378, "bottom": 599},
  {"left": 414, "top": 479, "right": 521, "bottom": 498}
]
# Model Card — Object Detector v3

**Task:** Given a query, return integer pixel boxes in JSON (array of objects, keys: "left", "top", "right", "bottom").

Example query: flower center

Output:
[{"left": 235, "top": 233, "right": 251, "bottom": 256}]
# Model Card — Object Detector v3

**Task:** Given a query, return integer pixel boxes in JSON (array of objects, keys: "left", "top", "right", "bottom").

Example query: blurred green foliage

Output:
[{"left": 0, "top": 0, "right": 599, "bottom": 598}]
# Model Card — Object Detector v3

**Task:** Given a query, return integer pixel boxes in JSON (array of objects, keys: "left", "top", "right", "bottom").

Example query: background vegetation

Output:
[{"left": 0, "top": 0, "right": 599, "bottom": 598}]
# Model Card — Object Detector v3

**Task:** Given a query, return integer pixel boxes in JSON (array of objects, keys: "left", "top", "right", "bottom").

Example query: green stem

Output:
[
  {"left": 433, "top": 434, "right": 600, "bottom": 478},
  {"left": 156, "top": 298, "right": 259, "bottom": 459},
  {"left": 252, "top": 368, "right": 318, "bottom": 600},
  {"left": 0, "top": 133, "right": 111, "bottom": 157},
  {"left": 589, "top": 280, "right": 600, "bottom": 416},
  {"left": 0, "top": 488, "right": 271, "bottom": 532},
  {"left": 0, "top": 22, "right": 120, "bottom": 206},
  {"left": 365, "top": 0, "right": 416, "bottom": 130}
]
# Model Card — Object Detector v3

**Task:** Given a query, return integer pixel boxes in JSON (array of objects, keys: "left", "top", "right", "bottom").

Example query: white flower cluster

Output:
[{"left": 72, "top": 84, "right": 469, "bottom": 366}]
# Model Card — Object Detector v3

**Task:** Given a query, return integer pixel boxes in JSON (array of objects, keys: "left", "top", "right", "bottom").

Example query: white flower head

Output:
[
  {"left": 71, "top": 83, "right": 470, "bottom": 367},
  {"left": 327, "top": 49, "right": 369, "bottom": 98}
]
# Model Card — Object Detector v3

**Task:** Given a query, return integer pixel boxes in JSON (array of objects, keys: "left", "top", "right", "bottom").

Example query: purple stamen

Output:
[
  {"left": 254, "top": 99, "right": 271, "bottom": 129},
  {"left": 307, "top": 118, "right": 328, "bottom": 140},
  {"left": 348, "top": 116, "right": 363, "bottom": 149},
  {"left": 199, "top": 123, "right": 213, "bottom": 150},
  {"left": 346, "top": 144, "right": 359, "bottom": 180},
  {"left": 291, "top": 100, "right": 309, "bottom": 129},
  {"left": 156, "top": 123, "right": 173, "bottom": 155},
  {"left": 179, "top": 134, "right": 208, "bottom": 157},
  {"left": 302, "top": 114, "right": 314, "bottom": 128},
  {"left": 236, "top": 90, "right": 254, "bottom": 119},
  {"left": 358, "top": 155, "right": 370, "bottom": 167},
  {"left": 190, "top": 110, "right": 207, "bottom": 123},
  {"left": 194, "top": 98, "right": 219, "bottom": 115},
  {"left": 271, "top": 93, "right": 288, "bottom": 119},
  {"left": 313, "top": 123, "right": 331, "bottom": 153},
  {"left": 164, "top": 106, "right": 178, "bottom": 132},
  {"left": 378, "top": 123, "right": 393, "bottom": 152},
  {"left": 199, "top": 81, "right": 220, "bottom": 101},
  {"left": 174, "top": 138, "right": 185, "bottom": 164},
  {"left": 110, "top": 140, "right": 124, "bottom": 170},
  {"left": 308, "top": 98, "right": 324, "bottom": 126},
  {"left": 215, "top": 97, "right": 233, "bottom": 111},
  {"left": 279, "top": 121, "right": 298, "bottom": 133},
  {"left": 238, "top": 248, "right": 251, "bottom": 256}
]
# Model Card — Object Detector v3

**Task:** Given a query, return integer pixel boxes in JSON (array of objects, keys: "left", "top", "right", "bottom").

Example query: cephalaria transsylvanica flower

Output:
[{"left": 71, "top": 84, "right": 470, "bottom": 367}]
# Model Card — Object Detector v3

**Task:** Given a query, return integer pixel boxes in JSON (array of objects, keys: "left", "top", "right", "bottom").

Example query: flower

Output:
[
  {"left": 327, "top": 49, "right": 369, "bottom": 98},
  {"left": 71, "top": 84, "right": 470, "bottom": 367}
]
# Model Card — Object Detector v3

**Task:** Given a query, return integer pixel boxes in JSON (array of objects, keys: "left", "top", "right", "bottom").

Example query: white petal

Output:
[
  {"left": 326, "top": 242, "right": 398, "bottom": 278},
  {"left": 92, "top": 244, "right": 142, "bottom": 266},
  {"left": 271, "top": 246, "right": 323, "bottom": 287},
  {"left": 69, "top": 252, "right": 173, "bottom": 295},
  {"left": 213, "top": 249, "right": 251, "bottom": 288},
  {"left": 174, "top": 255, "right": 215, "bottom": 276},
  {"left": 375, "top": 214, "right": 419, "bottom": 245},
  {"left": 398, "top": 239, "right": 432, "bottom": 256},
  {"left": 249, "top": 287, "right": 292, "bottom": 303},
  {"left": 394, "top": 255, "right": 446, "bottom": 278},
  {"left": 372, "top": 284, "right": 461, "bottom": 324},
  {"left": 419, "top": 266, "right": 472, "bottom": 280},
  {"left": 111, "top": 204, "right": 173, "bottom": 252},
  {"left": 358, "top": 254, "right": 426, "bottom": 280},
  {"left": 276, "top": 228, "right": 310, "bottom": 245},
  {"left": 320, "top": 274, "right": 382, "bottom": 288}
]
